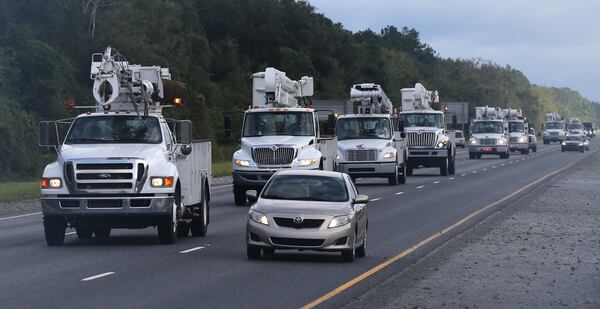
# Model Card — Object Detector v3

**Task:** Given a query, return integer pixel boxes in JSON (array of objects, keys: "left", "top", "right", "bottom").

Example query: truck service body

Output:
[
  {"left": 335, "top": 83, "right": 408, "bottom": 185},
  {"left": 399, "top": 83, "right": 456, "bottom": 176},
  {"left": 503, "top": 108, "right": 530, "bottom": 154},
  {"left": 231, "top": 68, "right": 336, "bottom": 205},
  {"left": 543, "top": 113, "right": 566, "bottom": 144},
  {"left": 567, "top": 118, "right": 585, "bottom": 136},
  {"left": 469, "top": 106, "right": 510, "bottom": 159},
  {"left": 39, "top": 47, "right": 211, "bottom": 245}
]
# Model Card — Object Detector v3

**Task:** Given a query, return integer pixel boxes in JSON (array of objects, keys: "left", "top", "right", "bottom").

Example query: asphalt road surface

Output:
[{"left": 1, "top": 141, "right": 597, "bottom": 308}]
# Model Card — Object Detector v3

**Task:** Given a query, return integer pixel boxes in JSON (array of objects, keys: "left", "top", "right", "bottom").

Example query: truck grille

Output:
[
  {"left": 550, "top": 132, "right": 559, "bottom": 136},
  {"left": 407, "top": 132, "right": 437, "bottom": 147},
  {"left": 252, "top": 146, "right": 296, "bottom": 166},
  {"left": 273, "top": 217, "right": 324, "bottom": 229},
  {"left": 479, "top": 138, "right": 497, "bottom": 145},
  {"left": 345, "top": 149, "right": 377, "bottom": 161},
  {"left": 509, "top": 137, "right": 519, "bottom": 143},
  {"left": 68, "top": 160, "right": 146, "bottom": 193}
]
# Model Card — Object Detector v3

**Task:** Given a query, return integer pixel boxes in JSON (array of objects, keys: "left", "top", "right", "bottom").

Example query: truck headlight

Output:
[
  {"left": 328, "top": 215, "right": 351, "bottom": 228},
  {"left": 497, "top": 137, "right": 507, "bottom": 145},
  {"left": 150, "top": 176, "right": 174, "bottom": 188},
  {"left": 436, "top": 140, "right": 448, "bottom": 148},
  {"left": 249, "top": 210, "right": 269, "bottom": 226},
  {"left": 41, "top": 178, "right": 62, "bottom": 189},
  {"left": 561, "top": 142, "right": 566, "bottom": 145},
  {"left": 518, "top": 136, "right": 527, "bottom": 143},
  {"left": 470, "top": 138, "right": 478, "bottom": 145},
  {"left": 234, "top": 159, "right": 254, "bottom": 167},
  {"left": 298, "top": 159, "right": 318, "bottom": 166},
  {"left": 382, "top": 152, "right": 395, "bottom": 159}
]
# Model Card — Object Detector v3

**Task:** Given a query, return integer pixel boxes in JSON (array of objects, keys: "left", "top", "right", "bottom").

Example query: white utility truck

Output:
[
  {"left": 399, "top": 83, "right": 456, "bottom": 176},
  {"left": 543, "top": 113, "right": 566, "bottom": 144},
  {"left": 502, "top": 108, "right": 531, "bottom": 154},
  {"left": 39, "top": 47, "right": 211, "bottom": 246},
  {"left": 567, "top": 117, "right": 585, "bottom": 135},
  {"left": 335, "top": 83, "right": 408, "bottom": 185},
  {"left": 469, "top": 106, "right": 510, "bottom": 159},
  {"left": 229, "top": 67, "right": 336, "bottom": 205}
]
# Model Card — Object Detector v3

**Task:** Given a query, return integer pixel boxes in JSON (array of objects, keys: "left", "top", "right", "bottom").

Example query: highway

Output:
[{"left": 1, "top": 141, "right": 597, "bottom": 308}]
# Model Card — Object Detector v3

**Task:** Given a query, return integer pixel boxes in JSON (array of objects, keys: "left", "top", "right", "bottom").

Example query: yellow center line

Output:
[{"left": 301, "top": 151, "right": 590, "bottom": 309}]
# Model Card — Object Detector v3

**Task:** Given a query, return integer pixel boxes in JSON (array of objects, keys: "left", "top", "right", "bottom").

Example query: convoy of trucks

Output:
[
  {"left": 335, "top": 83, "right": 408, "bottom": 185},
  {"left": 39, "top": 47, "right": 211, "bottom": 245}
]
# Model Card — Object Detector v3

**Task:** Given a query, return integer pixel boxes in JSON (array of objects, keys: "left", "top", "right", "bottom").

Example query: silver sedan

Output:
[{"left": 246, "top": 170, "right": 368, "bottom": 262}]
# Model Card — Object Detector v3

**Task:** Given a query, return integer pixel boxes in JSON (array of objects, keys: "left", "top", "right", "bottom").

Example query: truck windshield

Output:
[
  {"left": 261, "top": 175, "right": 348, "bottom": 202},
  {"left": 508, "top": 121, "right": 525, "bottom": 133},
  {"left": 243, "top": 112, "right": 315, "bottom": 137},
  {"left": 401, "top": 113, "right": 443, "bottom": 128},
  {"left": 568, "top": 123, "right": 583, "bottom": 130},
  {"left": 337, "top": 117, "right": 391, "bottom": 140},
  {"left": 546, "top": 122, "right": 563, "bottom": 129},
  {"left": 65, "top": 116, "right": 162, "bottom": 144},
  {"left": 472, "top": 121, "right": 504, "bottom": 134}
]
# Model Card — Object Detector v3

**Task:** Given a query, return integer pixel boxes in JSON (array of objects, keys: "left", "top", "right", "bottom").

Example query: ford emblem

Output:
[{"left": 97, "top": 173, "right": 111, "bottom": 179}]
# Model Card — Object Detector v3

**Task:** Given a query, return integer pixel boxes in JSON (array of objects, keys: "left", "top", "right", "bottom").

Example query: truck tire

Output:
[
  {"left": 469, "top": 153, "right": 475, "bottom": 159},
  {"left": 533, "top": 145, "right": 537, "bottom": 152},
  {"left": 44, "top": 216, "right": 66, "bottom": 246},
  {"left": 439, "top": 158, "right": 448, "bottom": 176},
  {"left": 76, "top": 228, "right": 93, "bottom": 239},
  {"left": 448, "top": 156, "right": 456, "bottom": 175},
  {"left": 397, "top": 163, "right": 407, "bottom": 184},
  {"left": 94, "top": 228, "right": 111, "bottom": 239},
  {"left": 233, "top": 184, "right": 247, "bottom": 206},
  {"left": 247, "top": 245, "right": 262, "bottom": 260},
  {"left": 158, "top": 215, "right": 176, "bottom": 244},
  {"left": 388, "top": 165, "right": 398, "bottom": 185},
  {"left": 177, "top": 222, "right": 189, "bottom": 237},
  {"left": 190, "top": 191, "right": 209, "bottom": 237},
  {"left": 406, "top": 166, "right": 413, "bottom": 176}
]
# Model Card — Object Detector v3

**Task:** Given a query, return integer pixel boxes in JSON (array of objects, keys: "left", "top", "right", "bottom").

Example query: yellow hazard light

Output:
[
  {"left": 65, "top": 98, "right": 75, "bottom": 108},
  {"left": 173, "top": 97, "right": 183, "bottom": 105}
]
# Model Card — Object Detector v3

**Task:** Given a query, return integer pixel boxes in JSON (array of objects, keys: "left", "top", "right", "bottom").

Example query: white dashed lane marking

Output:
[
  {"left": 81, "top": 272, "right": 115, "bottom": 282},
  {"left": 371, "top": 198, "right": 382, "bottom": 202},
  {"left": 416, "top": 185, "right": 426, "bottom": 189},
  {"left": 395, "top": 192, "right": 404, "bottom": 195},
  {"left": 180, "top": 246, "right": 205, "bottom": 254},
  {"left": 461, "top": 174, "right": 467, "bottom": 176},
  {"left": 449, "top": 177, "right": 455, "bottom": 180},
  {"left": 433, "top": 181, "right": 440, "bottom": 184}
]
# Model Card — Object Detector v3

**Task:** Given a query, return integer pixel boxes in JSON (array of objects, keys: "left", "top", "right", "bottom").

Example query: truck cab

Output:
[
  {"left": 469, "top": 107, "right": 509, "bottom": 159},
  {"left": 507, "top": 120, "right": 530, "bottom": 154}
]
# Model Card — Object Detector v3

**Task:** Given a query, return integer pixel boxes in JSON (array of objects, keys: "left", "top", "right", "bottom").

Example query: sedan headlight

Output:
[
  {"left": 579, "top": 142, "right": 584, "bottom": 146},
  {"left": 470, "top": 138, "right": 478, "bottom": 145},
  {"left": 249, "top": 210, "right": 269, "bottom": 226},
  {"left": 497, "top": 137, "right": 507, "bottom": 145},
  {"left": 298, "top": 159, "right": 318, "bottom": 166},
  {"left": 328, "top": 215, "right": 351, "bottom": 228},
  {"left": 41, "top": 178, "right": 62, "bottom": 189},
  {"left": 382, "top": 152, "right": 395, "bottom": 159}
]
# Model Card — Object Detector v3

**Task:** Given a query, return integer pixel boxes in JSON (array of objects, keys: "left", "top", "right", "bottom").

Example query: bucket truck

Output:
[
  {"left": 567, "top": 117, "right": 585, "bottom": 135},
  {"left": 39, "top": 47, "right": 211, "bottom": 246},
  {"left": 335, "top": 83, "right": 408, "bottom": 185},
  {"left": 502, "top": 108, "right": 532, "bottom": 154},
  {"left": 469, "top": 106, "right": 509, "bottom": 159},
  {"left": 228, "top": 67, "right": 337, "bottom": 206},
  {"left": 543, "top": 113, "right": 566, "bottom": 144},
  {"left": 399, "top": 83, "right": 456, "bottom": 176}
]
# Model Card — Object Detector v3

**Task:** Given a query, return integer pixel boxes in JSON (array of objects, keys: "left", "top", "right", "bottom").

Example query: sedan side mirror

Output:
[
  {"left": 353, "top": 194, "right": 369, "bottom": 204},
  {"left": 246, "top": 191, "right": 258, "bottom": 204}
]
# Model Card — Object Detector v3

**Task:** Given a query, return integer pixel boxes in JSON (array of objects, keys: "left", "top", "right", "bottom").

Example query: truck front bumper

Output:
[
  {"left": 407, "top": 148, "right": 448, "bottom": 168},
  {"left": 469, "top": 145, "right": 508, "bottom": 154},
  {"left": 509, "top": 143, "right": 528, "bottom": 151},
  {"left": 544, "top": 136, "right": 564, "bottom": 142},
  {"left": 337, "top": 161, "right": 396, "bottom": 177},
  {"left": 41, "top": 195, "right": 174, "bottom": 216}
]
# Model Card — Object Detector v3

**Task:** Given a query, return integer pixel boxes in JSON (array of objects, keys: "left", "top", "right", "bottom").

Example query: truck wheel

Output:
[
  {"left": 190, "top": 192, "right": 209, "bottom": 237},
  {"left": 177, "top": 222, "right": 189, "bottom": 237},
  {"left": 469, "top": 153, "right": 475, "bottom": 159},
  {"left": 158, "top": 215, "right": 176, "bottom": 244},
  {"left": 397, "top": 163, "right": 407, "bottom": 184},
  {"left": 94, "top": 228, "right": 111, "bottom": 239},
  {"left": 533, "top": 145, "right": 537, "bottom": 153},
  {"left": 76, "top": 228, "right": 93, "bottom": 239},
  {"left": 247, "top": 245, "right": 262, "bottom": 260},
  {"left": 448, "top": 156, "right": 456, "bottom": 175},
  {"left": 406, "top": 166, "right": 413, "bottom": 176},
  {"left": 233, "top": 184, "right": 247, "bottom": 206},
  {"left": 44, "top": 216, "right": 66, "bottom": 246},
  {"left": 388, "top": 165, "right": 399, "bottom": 185},
  {"left": 439, "top": 158, "right": 448, "bottom": 176}
]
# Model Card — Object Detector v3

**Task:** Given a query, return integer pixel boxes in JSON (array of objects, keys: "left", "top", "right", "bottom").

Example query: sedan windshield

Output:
[
  {"left": 243, "top": 112, "right": 315, "bottom": 137},
  {"left": 472, "top": 121, "right": 503, "bottom": 134},
  {"left": 546, "top": 122, "right": 563, "bottom": 129},
  {"left": 65, "top": 116, "right": 162, "bottom": 144},
  {"left": 261, "top": 175, "right": 349, "bottom": 202},
  {"left": 565, "top": 136, "right": 582, "bottom": 141},
  {"left": 401, "top": 113, "right": 444, "bottom": 128},
  {"left": 508, "top": 121, "right": 525, "bottom": 133},
  {"left": 337, "top": 117, "right": 391, "bottom": 140}
]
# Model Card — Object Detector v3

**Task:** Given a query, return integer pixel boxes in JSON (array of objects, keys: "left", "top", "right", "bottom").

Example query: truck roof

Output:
[
  {"left": 399, "top": 110, "right": 443, "bottom": 115},
  {"left": 75, "top": 111, "right": 161, "bottom": 118},
  {"left": 246, "top": 107, "right": 315, "bottom": 113},
  {"left": 337, "top": 114, "right": 391, "bottom": 119}
]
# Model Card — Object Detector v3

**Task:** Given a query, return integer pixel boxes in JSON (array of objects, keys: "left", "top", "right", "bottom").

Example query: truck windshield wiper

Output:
[{"left": 66, "top": 137, "right": 114, "bottom": 143}]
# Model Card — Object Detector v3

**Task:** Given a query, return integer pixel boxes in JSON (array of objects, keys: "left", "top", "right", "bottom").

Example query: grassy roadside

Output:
[
  {"left": 0, "top": 161, "right": 232, "bottom": 202},
  {"left": 0, "top": 181, "right": 40, "bottom": 202}
]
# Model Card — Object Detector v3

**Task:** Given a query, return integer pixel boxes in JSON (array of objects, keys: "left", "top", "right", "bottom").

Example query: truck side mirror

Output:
[
  {"left": 177, "top": 120, "right": 193, "bottom": 145},
  {"left": 328, "top": 114, "right": 337, "bottom": 136},
  {"left": 452, "top": 115, "right": 457, "bottom": 127},
  {"left": 397, "top": 120, "right": 405, "bottom": 133},
  {"left": 39, "top": 121, "right": 54, "bottom": 153},
  {"left": 224, "top": 114, "right": 232, "bottom": 138}
]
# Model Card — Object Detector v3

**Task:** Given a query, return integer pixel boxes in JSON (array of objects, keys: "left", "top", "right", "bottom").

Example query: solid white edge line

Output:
[
  {"left": 81, "top": 272, "right": 115, "bottom": 282},
  {"left": 0, "top": 212, "right": 42, "bottom": 221},
  {"left": 212, "top": 184, "right": 233, "bottom": 189},
  {"left": 180, "top": 246, "right": 205, "bottom": 254}
]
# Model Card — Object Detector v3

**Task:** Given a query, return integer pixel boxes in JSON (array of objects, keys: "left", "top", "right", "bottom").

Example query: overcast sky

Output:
[{"left": 308, "top": 0, "right": 600, "bottom": 102}]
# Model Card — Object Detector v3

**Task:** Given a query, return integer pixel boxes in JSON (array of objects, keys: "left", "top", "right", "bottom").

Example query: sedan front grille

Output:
[
  {"left": 273, "top": 217, "right": 324, "bottom": 229},
  {"left": 270, "top": 237, "right": 324, "bottom": 247},
  {"left": 407, "top": 132, "right": 437, "bottom": 147},
  {"left": 252, "top": 146, "right": 296, "bottom": 166},
  {"left": 345, "top": 149, "right": 377, "bottom": 161}
]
